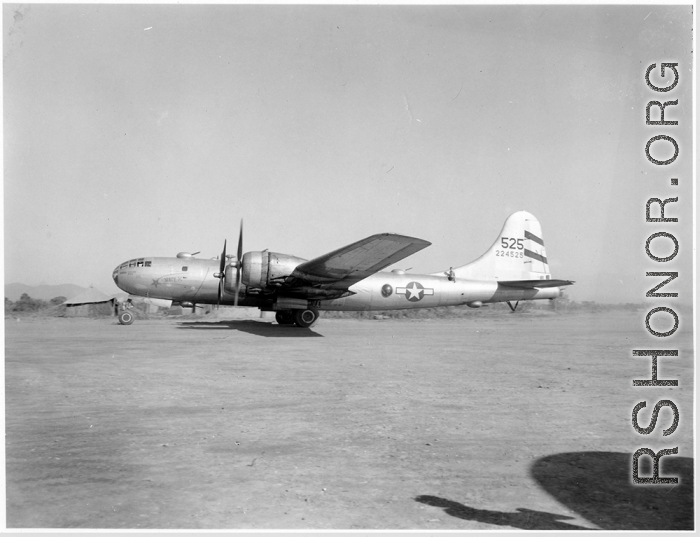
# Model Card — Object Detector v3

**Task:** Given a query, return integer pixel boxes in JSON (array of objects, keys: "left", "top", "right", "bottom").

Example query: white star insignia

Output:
[{"left": 406, "top": 283, "right": 423, "bottom": 300}]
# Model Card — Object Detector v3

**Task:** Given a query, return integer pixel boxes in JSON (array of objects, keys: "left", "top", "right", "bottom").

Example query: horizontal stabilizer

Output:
[{"left": 498, "top": 279, "right": 574, "bottom": 290}]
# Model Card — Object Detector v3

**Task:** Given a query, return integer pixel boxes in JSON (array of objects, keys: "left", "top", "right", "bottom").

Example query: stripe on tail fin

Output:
[
  {"left": 522, "top": 221, "right": 549, "bottom": 276},
  {"left": 448, "top": 211, "right": 556, "bottom": 281}
]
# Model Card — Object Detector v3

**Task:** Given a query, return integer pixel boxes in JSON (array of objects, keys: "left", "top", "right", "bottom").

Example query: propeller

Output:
[
  {"left": 216, "top": 240, "right": 227, "bottom": 305},
  {"left": 215, "top": 219, "right": 244, "bottom": 307}
]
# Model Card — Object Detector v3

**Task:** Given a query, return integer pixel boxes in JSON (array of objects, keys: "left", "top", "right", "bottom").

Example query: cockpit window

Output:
[{"left": 122, "top": 258, "right": 151, "bottom": 269}]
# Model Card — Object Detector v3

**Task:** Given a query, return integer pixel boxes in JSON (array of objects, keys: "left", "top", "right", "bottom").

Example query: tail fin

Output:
[{"left": 452, "top": 211, "right": 553, "bottom": 281}]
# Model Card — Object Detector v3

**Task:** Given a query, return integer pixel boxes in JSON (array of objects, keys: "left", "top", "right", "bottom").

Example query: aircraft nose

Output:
[{"left": 113, "top": 263, "right": 125, "bottom": 290}]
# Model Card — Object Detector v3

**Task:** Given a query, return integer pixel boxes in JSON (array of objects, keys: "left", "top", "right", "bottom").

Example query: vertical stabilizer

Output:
[{"left": 451, "top": 211, "right": 552, "bottom": 281}]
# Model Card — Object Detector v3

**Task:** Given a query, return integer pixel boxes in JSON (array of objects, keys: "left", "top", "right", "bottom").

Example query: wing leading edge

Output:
[{"left": 287, "top": 233, "right": 431, "bottom": 291}]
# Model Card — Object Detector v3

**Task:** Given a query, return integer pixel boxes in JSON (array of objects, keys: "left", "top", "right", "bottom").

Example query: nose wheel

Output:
[
  {"left": 293, "top": 308, "right": 319, "bottom": 328},
  {"left": 118, "top": 310, "right": 134, "bottom": 325}
]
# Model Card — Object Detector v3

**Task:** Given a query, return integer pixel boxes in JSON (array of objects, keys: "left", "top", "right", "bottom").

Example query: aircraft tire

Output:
[
  {"left": 293, "top": 308, "right": 319, "bottom": 328},
  {"left": 275, "top": 310, "right": 295, "bottom": 325},
  {"left": 118, "top": 311, "right": 134, "bottom": 325}
]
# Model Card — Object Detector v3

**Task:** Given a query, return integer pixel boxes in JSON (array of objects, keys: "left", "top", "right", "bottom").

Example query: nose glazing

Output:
[{"left": 113, "top": 262, "right": 127, "bottom": 290}]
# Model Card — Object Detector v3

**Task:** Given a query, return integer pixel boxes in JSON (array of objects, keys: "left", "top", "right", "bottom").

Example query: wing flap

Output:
[{"left": 288, "top": 233, "right": 430, "bottom": 290}]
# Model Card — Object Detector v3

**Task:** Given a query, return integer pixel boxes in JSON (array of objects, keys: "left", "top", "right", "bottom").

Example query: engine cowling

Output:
[{"left": 240, "top": 251, "right": 307, "bottom": 289}]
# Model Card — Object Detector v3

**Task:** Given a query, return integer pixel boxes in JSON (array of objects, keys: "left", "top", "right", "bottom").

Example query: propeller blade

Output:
[
  {"left": 234, "top": 220, "right": 243, "bottom": 307},
  {"left": 217, "top": 240, "right": 227, "bottom": 305},
  {"left": 234, "top": 271, "right": 241, "bottom": 307},
  {"left": 237, "top": 219, "right": 243, "bottom": 261},
  {"left": 219, "top": 240, "right": 227, "bottom": 275}
]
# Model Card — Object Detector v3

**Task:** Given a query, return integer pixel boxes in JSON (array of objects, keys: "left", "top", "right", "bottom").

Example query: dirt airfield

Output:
[{"left": 5, "top": 310, "right": 694, "bottom": 530}]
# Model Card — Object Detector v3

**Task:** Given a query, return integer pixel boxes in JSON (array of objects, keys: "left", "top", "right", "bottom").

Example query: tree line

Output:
[{"left": 5, "top": 294, "right": 66, "bottom": 313}]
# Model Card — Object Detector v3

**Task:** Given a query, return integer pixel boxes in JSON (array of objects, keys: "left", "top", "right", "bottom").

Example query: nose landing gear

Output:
[{"left": 118, "top": 310, "right": 134, "bottom": 325}]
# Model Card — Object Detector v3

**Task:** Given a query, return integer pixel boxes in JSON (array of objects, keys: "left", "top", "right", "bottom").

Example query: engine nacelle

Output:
[{"left": 240, "top": 251, "right": 307, "bottom": 289}]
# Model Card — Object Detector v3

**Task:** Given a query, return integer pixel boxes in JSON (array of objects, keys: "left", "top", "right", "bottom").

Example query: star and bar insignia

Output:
[{"left": 396, "top": 281, "right": 434, "bottom": 302}]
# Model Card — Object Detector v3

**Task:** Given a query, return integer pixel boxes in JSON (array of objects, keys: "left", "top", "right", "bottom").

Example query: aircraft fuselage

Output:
[{"left": 113, "top": 256, "right": 561, "bottom": 311}]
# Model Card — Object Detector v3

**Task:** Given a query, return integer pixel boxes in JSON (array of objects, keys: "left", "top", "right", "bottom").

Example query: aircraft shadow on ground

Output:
[
  {"left": 176, "top": 320, "right": 323, "bottom": 338},
  {"left": 530, "top": 451, "right": 694, "bottom": 531},
  {"left": 416, "top": 451, "right": 693, "bottom": 531}
]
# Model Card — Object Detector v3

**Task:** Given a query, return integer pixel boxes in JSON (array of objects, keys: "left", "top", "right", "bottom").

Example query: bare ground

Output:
[{"left": 4, "top": 311, "right": 694, "bottom": 530}]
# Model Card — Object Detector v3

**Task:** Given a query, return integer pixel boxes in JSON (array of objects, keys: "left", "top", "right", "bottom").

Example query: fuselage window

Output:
[{"left": 182, "top": 266, "right": 188, "bottom": 272}]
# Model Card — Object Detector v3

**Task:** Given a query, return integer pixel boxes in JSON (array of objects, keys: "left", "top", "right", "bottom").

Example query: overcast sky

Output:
[{"left": 3, "top": 4, "right": 693, "bottom": 304}]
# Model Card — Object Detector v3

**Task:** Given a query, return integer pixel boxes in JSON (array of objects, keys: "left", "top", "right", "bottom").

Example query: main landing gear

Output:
[
  {"left": 275, "top": 310, "right": 295, "bottom": 325},
  {"left": 275, "top": 308, "right": 319, "bottom": 328},
  {"left": 507, "top": 301, "right": 520, "bottom": 313}
]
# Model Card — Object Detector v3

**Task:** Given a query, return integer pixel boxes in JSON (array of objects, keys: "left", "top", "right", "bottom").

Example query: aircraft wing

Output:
[
  {"left": 498, "top": 279, "right": 575, "bottom": 289},
  {"left": 287, "top": 233, "right": 431, "bottom": 291}
]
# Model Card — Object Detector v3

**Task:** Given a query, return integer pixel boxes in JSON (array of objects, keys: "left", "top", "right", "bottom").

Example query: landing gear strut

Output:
[
  {"left": 507, "top": 301, "right": 520, "bottom": 313},
  {"left": 293, "top": 308, "right": 319, "bottom": 328}
]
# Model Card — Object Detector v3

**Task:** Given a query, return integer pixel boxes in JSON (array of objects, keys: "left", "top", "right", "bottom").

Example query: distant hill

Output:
[{"left": 4, "top": 283, "right": 91, "bottom": 302}]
